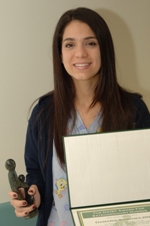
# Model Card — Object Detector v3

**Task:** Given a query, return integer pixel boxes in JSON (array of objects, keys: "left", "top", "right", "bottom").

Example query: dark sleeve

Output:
[
  {"left": 24, "top": 104, "right": 45, "bottom": 207},
  {"left": 134, "top": 97, "right": 150, "bottom": 129}
]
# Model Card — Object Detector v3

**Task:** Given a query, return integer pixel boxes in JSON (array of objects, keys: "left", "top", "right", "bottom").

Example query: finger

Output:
[
  {"left": 28, "top": 185, "right": 41, "bottom": 208},
  {"left": 8, "top": 188, "right": 25, "bottom": 199},
  {"left": 28, "top": 185, "right": 37, "bottom": 195},
  {"left": 17, "top": 204, "right": 36, "bottom": 213},
  {"left": 15, "top": 209, "right": 29, "bottom": 218},
  {"left": 8, "top": 191, "right": 18, "bottom": 199},
  {"left": 10, "top": 199, "right": 27, "bottom": 208}
]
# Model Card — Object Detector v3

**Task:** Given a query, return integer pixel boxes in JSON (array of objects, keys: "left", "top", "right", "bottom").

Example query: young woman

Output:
[{"left": 9, "top": 7, "right": 150, "bottom": 226}]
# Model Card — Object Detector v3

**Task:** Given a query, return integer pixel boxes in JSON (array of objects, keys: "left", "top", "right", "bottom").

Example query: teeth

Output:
[{"left": 75, "top": 63, "right": 89, "bottom": 66}]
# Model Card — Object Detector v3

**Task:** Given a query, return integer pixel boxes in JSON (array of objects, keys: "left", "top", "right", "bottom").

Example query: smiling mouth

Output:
[
  {"left": 74, "top": 63, "right": 91, "bottom": 69},
  {"left": 74, "top": 63, "right": 90, "bottom": 67}
]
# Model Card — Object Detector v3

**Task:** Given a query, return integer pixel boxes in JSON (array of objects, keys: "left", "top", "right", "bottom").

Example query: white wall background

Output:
[{"left": 0, "top": 0, "right": 150, "bottom": 203}]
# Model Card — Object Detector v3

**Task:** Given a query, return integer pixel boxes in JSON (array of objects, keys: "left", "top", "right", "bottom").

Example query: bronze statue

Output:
[{"left": 5, "top": 159, "right": 37, "bottom": 219}]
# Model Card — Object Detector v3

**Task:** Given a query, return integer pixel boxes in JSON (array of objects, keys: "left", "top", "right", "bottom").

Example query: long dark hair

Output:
[{"left": 43, "top": 7, "right": 135, "bottom": 164}]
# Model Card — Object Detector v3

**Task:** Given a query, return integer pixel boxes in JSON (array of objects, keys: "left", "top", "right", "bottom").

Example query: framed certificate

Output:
[
  {"left": 71, "top": 201, "right": 150, "bottom": 225},
  {"left": 63, "top": 129, "right": 150, "bottom": 225}
]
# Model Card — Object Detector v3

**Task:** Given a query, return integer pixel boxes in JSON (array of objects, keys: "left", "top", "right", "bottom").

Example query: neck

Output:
[
  {"left": 73, "top": 80, "right": 97, "bottom": 109},
  {"left": 74, "top": 83, "right": 101, "bottom": 128},
  {"left": 73, "top": 79, "right": 101, "bottom": 129}
]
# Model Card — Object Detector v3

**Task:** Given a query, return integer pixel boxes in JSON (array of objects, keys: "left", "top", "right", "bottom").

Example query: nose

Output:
[{"left": 75, "top": 44, "right": 87, "bottom": 58}]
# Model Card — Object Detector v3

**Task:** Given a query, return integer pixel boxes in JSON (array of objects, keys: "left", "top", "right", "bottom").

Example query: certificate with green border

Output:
[
  {"left": 71, "top": 201, "right": 150, "bottom": 226},
  {"left": 63, "top": 129, "right": 150, "bottom": 226}
]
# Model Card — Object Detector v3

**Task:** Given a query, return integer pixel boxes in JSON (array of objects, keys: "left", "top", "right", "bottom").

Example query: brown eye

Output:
[
  {"left": 88, "top": 42, "right": 97, "bottom": 46},
  {"left": 65, "top": 43, "right": 74, "bottom": 48}
]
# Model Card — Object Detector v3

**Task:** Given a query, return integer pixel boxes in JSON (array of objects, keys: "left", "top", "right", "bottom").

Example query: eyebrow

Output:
[{"left": 63, "top": 36, "right": 97, "bottom": 42}]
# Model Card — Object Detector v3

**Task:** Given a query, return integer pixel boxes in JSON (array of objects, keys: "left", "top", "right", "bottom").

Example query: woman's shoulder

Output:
[
  {"left": 131, "top": 93, "right": 142, "bottom": 102},
  {"left": 131, "top": 93, "right": 149, "bottom": 110},
  {"left": 29, "top": 91, "right": 54, "bottom": 122},
  {"left": 34, "top": 91, "right": 54, "bottom": 110},
  {"left": 38, "top": 91, "right": 54, "bottom": 108},
  {"left": 130, "top": 93, "right": 150, "bottom": 128},
  {"left": 120, "top": 89, "right": 150, "bottom": 128},
  {"left": 123, "top": 91, "right": 146, "bottom": 107}
]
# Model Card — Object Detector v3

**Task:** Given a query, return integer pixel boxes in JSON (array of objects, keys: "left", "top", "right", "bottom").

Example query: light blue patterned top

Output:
[{"left": 47, "top": 111, "right": 102, "bottom": 226}]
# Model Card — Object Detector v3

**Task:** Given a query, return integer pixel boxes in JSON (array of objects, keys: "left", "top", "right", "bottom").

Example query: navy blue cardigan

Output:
[{"left": 24, "top": 93, "right": 150, "bottom": 226}]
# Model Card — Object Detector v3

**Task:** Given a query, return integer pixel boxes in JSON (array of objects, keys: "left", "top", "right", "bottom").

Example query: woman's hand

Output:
[{"left": 8, "top": 185, "right": 41, "bottom": 217}]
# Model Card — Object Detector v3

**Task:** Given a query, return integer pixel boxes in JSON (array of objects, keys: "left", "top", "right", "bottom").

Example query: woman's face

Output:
[{"left": 61, "top": 20, "right": 101, "bottom": 84}]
